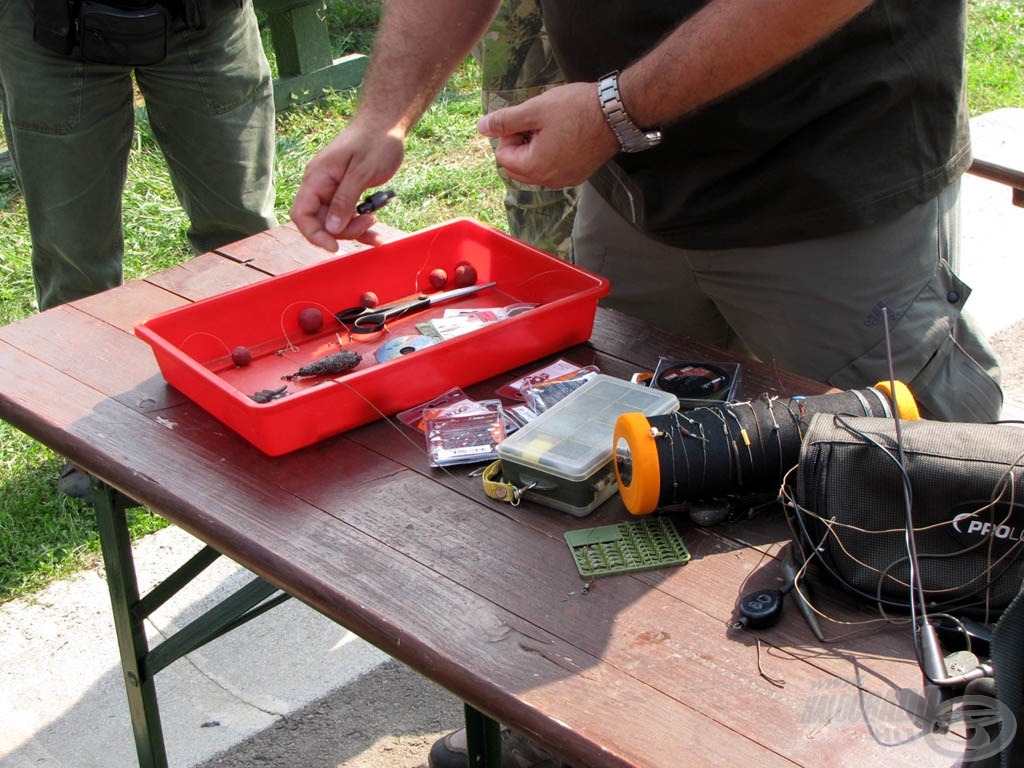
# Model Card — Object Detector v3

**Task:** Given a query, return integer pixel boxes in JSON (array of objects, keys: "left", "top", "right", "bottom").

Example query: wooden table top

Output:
[
  {"left": 970, "top": 107, "right": 1024, "bottom": 206},
  {"left": 0, "top": 223, "right": 958, "bottom": 767}
]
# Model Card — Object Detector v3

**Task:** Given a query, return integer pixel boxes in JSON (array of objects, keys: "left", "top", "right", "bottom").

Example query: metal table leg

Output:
[
  {"left": 92, "top": 480, "right": 289, "bottom": 768},
  {"left": 464, "top": 703, "right": 503, "bottom": 767}
]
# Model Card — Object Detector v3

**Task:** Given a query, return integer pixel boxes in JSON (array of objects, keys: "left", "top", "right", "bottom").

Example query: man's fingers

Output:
[
  {"left": 356, "top": 227, "right": 387, "bottom": 248},
  {"left": 307, "top": 229, "right": 341, "bottom": 253},
  {"left": 290, "top": 187, "right": 334, "bottom": 251},
  {"left": 324, "top": 189, "right": 359, "bottom": 236},
  {"left": 478, "top": 104, "right": 532, "bottom": 140},
  {"left": 336, "top": 212, "right": 378, "bottom": 241}
]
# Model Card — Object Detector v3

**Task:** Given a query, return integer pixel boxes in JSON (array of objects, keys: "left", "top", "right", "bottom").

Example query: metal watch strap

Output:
[{"left": 597, "top": 71, "right": 662, "bottom": 153}]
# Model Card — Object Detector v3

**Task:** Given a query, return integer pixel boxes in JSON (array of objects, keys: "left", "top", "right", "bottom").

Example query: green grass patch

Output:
[
  {"left": 0, "top": 430, "right": 164, "bottom": 596},
  {"left": 966, "top": 0, "right": 1024, "bottom": 114}
]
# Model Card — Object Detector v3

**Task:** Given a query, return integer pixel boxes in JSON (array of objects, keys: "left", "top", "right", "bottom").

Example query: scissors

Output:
[{"left": 334, "top": 281, "right": 497, "bottom": 334}]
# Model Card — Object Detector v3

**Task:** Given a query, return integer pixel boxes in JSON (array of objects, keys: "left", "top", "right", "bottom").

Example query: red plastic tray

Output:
[{"left": 135, "top": 218, "right": 610, "bottom": 455}]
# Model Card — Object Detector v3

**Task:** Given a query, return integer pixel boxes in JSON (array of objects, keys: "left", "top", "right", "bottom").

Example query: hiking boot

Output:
[
  {"left": 57, "top": 461, "right": 93, "bottom": 504},
  {"left": 427, "top": 726, "right": 566, "bottom": 768}
]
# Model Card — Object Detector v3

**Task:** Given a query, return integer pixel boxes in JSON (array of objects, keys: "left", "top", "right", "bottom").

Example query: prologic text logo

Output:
[{"left": 949, "top": 502, "right": 1024, "bottom": 555}]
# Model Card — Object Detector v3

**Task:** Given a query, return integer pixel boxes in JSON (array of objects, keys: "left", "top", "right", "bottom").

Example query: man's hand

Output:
[
  {"left": 477, "top": 82, "right": 620, "bottom": 189},
  {"left": 290, "top": 124, "right": 405, "bottom": 251}
]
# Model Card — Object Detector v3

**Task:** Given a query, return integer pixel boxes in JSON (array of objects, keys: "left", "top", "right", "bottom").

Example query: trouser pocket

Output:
[
  {"left": 905, "top": 314, "right": 1003, "bottom": 422},
  {"left": 830, "top": 260, "right": 1002, "bottom": 423}
]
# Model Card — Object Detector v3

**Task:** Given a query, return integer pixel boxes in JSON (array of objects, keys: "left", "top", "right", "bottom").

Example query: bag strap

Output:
[{"left": 480, "top": 460, "right": 527, "bottom": 505}]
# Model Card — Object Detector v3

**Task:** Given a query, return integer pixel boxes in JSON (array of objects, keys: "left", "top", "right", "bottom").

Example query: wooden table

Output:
[
  {"left": 970, "top": 107, "right": 1024, "bottom": 207},
  {"left": 0, "top": 224, "right": 960, "bottom": 768}
]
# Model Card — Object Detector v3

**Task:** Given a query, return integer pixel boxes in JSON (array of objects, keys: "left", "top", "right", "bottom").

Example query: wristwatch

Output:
[{"left": 597, "top": 71, "right": 663, "bottom": 153}]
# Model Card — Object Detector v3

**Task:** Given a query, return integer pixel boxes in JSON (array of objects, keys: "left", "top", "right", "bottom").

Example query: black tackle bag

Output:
[{"left": 787, "top": 414, "right": 1024, "bottom": 618}]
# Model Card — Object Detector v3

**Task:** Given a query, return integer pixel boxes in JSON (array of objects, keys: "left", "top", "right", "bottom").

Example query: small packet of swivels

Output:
[
  {"left": 424, "top": 407, "right": 508, "bottom": 468},
  {"left": 397, "top": 387, "right": 476, "bottom": 431},
  {"left": 496, "top": 358, "right": 592, "bottom": 400},
  {"left": 399, "top": 387, "right": 517, "bottom": 436}
]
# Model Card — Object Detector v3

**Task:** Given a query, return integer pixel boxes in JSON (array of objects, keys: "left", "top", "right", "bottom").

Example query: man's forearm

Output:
[
  {"left": 620, "top": 0, "right": 876, "bottom": 129},
  {"left": 354, "top": 0, "right": 502, "bottom": 138}
]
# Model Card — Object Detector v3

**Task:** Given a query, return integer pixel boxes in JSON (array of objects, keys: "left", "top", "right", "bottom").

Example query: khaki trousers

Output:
[
  {"left": 0, "top": 0, "right": 277, "bottom": 310},
  {"left": 572, "top": 180, "right": 1002, "bottom": 422}
]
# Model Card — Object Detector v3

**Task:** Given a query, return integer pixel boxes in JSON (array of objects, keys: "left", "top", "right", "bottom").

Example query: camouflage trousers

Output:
[{"left": 475, "top": 0, "right": 577, "bottom": 261}]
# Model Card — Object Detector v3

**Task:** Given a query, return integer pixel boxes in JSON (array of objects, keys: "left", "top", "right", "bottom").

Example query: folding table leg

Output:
[
  {"left": 92, "top": 482, "right": 168, "bottom": 768},
  {"left": 91, "top": 479, "right": 290, "bottom": 768},
  {"left": 464, "top": 703, "right": 503, "bottom": 767}
]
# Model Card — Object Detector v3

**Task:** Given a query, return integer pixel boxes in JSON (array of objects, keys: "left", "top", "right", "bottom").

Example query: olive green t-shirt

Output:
[{"left": 541, "top": 0, "right": 971, "bottom": 249}]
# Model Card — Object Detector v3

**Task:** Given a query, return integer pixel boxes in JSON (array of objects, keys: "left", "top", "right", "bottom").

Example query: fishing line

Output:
[
  {"left": 179, "top": 330, "right": 233, "bottom": 358},
  {"left": 413, "top": 227, "right": 447, "bottom": 294}
]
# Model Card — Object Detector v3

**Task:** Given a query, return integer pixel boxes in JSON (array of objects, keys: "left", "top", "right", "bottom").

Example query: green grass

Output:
[
  {"left": 966, "top": 0, "right": 1024, "bottom": 115},
  {"left": 271, "top": 63, "right": 507, "bottom": 235},
  {"left": 0, "top": 1, "right": 1021, "bottom": 602}
]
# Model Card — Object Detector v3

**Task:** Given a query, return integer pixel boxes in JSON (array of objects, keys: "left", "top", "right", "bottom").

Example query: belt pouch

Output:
[{"left": 79, "top": 1, "right": 169, "bottom": 66}]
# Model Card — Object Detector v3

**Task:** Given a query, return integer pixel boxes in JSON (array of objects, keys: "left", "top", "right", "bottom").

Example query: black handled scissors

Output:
[{"left": 335, "top": 281, "right": 497, "bottom": 333}]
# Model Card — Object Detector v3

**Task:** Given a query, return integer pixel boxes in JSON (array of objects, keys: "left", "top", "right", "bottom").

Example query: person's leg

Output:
[
  {"left": 135, "top": 2, "right": 277, "bottom": 254},
  {"left": 429, "top": 725, "right": 565, "bottom": 768},
  {"left": 475, "top": 0, "right": 576, "bottom": 260},
  {"left": 1, "top": 1, "right": 138, "bottom": 499},
  {"left": 685, "top": 181, "right": 1002, "bottom": 422},
  {"left": 0, "top": 0, "right": 134, "bottom": 310},
  {"left": 571, "top": 182, "right": 746, "bottom": 352},
  {"left": 572, "top": 178, "right": 1000, "bottom": 422}
]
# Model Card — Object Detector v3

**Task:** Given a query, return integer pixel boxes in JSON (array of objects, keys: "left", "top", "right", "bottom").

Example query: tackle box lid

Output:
[{"left": 497, "top": 375, "right": 679, "bottom": 483}]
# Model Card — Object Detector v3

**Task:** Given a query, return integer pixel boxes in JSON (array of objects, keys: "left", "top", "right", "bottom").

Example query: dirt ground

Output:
[{"left": 195, "top": 659, "right": 464, "bottom": 768}]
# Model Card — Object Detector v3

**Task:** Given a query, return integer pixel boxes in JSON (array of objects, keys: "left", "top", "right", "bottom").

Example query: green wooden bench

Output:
[{"left": 255, "top": 0, "right": 367, "bottom": 111}]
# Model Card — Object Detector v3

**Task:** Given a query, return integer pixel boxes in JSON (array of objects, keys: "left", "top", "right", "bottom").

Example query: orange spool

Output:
[{"left": 613, "top": 412, "right": 664, "bottom": 517}]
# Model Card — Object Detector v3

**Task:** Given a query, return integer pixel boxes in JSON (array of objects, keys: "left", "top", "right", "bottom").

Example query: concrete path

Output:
[
  {"left": 1, "top": 172, "right": 1023, "bottom": 768},
  {"left": 0, "top": 525, "right": 459, "bottom": 768}
]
